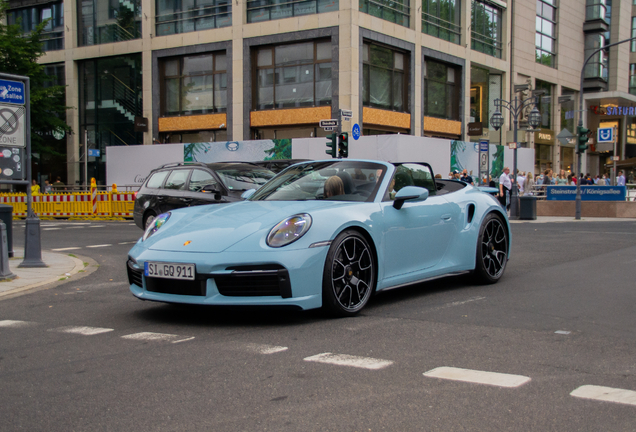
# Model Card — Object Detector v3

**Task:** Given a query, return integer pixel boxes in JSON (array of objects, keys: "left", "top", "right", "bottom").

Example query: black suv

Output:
[{"left": 133, "top": 162, "right": 275, "bottom": 229}]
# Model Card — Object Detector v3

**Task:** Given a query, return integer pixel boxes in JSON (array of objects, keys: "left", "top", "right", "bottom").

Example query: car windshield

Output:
[
  {"left": 249, "top": 161, "right": 386, "bottom": 202},
  {"left": 215, "top": 167, "right": 276, "bottom": 191}
]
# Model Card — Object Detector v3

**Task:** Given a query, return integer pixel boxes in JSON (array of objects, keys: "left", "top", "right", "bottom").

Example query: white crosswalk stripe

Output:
[
  {"left": 423, "top": 366, "right": 531, "bottom": 388},
  {"left": 86, "top": 244, "right": 112, "bottom": 248},
  {"left": 304, "top": 352, "right": 393, "bottom": 370},
  {"left": 0, "top": 320, "right": 37, "bottom": 327},
  {"left": 121, "top": 332, "right": 194, "bottom": 343},
  {"left": 49, "top": 326, "right": 114, "bottom": 336},
  {"left": 571, "top": 385, "right": 636, "bottom": 406},
  {"left": 245, "top": 343, "right": 288, "bottom": 354}
]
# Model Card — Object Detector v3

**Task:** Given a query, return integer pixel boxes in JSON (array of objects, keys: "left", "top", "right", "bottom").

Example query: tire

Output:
[
  {"left": 322, "top": 230, "right": 376, "bottom": 317},
  {"left": 143, "top": 211, "right": 157, "bottom": 230},
  {"left": 474, "top": 213, "right": 509, "bottom": 284}
]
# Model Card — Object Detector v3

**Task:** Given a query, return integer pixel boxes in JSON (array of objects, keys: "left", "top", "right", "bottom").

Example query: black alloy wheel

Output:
[
  {"left": 474, "top": 213, "right": 508, "bottom": 284},
  {"left": 322, "top": 230, "right": 376, "bottom": 316}
]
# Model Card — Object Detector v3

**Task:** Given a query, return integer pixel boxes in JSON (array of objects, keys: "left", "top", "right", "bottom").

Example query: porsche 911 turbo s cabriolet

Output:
[{"left": 127, "top": 159, "right": 510, "bottom": 316}]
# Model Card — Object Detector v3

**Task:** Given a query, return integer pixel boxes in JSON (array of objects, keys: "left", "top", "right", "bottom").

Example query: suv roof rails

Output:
[{"left": 159, "top": 161, "right": 208, "bottom": 169}]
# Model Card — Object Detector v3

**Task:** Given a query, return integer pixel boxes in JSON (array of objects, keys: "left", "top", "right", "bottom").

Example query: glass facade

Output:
[
  {"left": 536, "top": 0, "right": 556, "bottom": 67},
  {"left": 424, "top": 59, "right": 459, "bottom": 120},
  {"left": 586, "top": 0, "right": 606, "bottom": 21},
  {"left": 422, "top": 0, "right": 460, "bottom": 44},
  {"left": 161, "top": 52, "right": 227, "bottom": 116},
  {"left": 79, "top": 55, "right": 143, "bottom": 184},
  {"left": 584, "top": 33, "right": 607, "bottom": 80},
  {"left": 632, "top": 16, "right": 636, "bottom": 52},
  {"left": 471, "top": 0, "right": 502, "bottom": 58},
  {"left": 362, "top": 42, "right": 408, "bottom": 112},
  {"left": 535, "top": 80, "right": 552, "bottom": 130},
  {"left": 7, "top": 2, "right": 64, "bottom": 51},
  {"left": 78, "top": 0, "right": 141, "bottom": 46},
  {"left": 156, "top": 0, "right": 231, "bottom": 36},
  {"left": 247, "top": 0, "right": 337, "bottom": 23},
  {"left": 254, "top": 41, "right": 332, "bottom": 110},
  {"left": 630, "top": 64, "right": 636, "bottom": 96},
  {"left": 359, "top": 0, "right": 410, "bottom": 27}
]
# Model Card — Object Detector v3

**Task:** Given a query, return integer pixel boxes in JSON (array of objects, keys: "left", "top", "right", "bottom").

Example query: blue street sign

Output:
[
  {"left": 479, "top": 140, "right": 489, "bottom": 152},
  {"left": 546, "top": 186, "right": 626, "bottom": 201},
  {"left": 88, "top": 149, "right": 100, "bottom": 157},
  {"left": 0, "top": 79, "right": 25, "bottom": 105},
  {"left": 597, "top": 127, "right": 613, "bottom": 143},
  {"left": 352, "top": 123, "right": 361, "bottom": 140}
]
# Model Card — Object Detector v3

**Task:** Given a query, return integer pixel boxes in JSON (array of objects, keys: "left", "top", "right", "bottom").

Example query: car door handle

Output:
[
  {"left": 441, "top": 214, "right": 452, "bottom": 221},
  {"left": 156, "top": 196, "right": 165, "bottom": 201},
  {"left": 180, "top": 198, "right": 192, "bottom": 203}
]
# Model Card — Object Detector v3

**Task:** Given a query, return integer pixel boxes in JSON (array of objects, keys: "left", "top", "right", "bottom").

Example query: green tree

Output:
[{"left": 0, "top": 3, "right": 71, "bottom": 157}]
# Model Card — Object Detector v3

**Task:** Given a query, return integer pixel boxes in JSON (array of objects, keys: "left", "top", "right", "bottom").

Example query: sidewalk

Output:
[
  {"left": 0, "top": 248, "right": 90, "bottom": 298},
  {"left": 510, "top": 216, "right": 636, "bottom": 223}
]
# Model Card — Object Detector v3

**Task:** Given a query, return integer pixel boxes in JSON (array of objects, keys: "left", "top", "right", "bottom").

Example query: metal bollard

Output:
[{"left": 0, "top": 220, "right": 16, "bottom": 280}]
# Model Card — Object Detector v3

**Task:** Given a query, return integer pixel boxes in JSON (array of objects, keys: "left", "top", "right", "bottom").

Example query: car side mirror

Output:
[
  {"left": 393, "top": 186, "right": 429, "bottom": 210},
  {"left": 201, "top": 184, "right": 222, "bottom": 201},
  {"left": 241, "top": 189, "right": 256, "bottom": 199}
]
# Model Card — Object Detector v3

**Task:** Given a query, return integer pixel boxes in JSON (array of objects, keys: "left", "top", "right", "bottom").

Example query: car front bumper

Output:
[{"left": 127, "top": 245, "right": 329, "bottom": 310}]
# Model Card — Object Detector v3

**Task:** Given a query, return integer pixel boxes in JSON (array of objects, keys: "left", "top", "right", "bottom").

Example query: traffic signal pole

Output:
[{"left": 576, "top": 35, "right": 636, "bottom": 219}]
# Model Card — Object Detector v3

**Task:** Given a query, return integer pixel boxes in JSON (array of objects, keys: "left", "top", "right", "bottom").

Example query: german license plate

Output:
[{"left": 144, "top": 262, "right": 195, "bottom": 280}]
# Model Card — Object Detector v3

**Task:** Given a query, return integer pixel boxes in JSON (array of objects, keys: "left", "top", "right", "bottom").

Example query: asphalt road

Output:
[{"left": 1, "top": 219, "right": 635, "bottom": 431}]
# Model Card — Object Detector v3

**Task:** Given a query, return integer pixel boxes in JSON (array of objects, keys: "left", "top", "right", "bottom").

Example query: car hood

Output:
[{"left": 146, "top": 200, "right": 348, "bottom": 253}]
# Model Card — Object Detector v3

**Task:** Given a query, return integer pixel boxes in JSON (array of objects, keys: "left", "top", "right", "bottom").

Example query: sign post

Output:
[{"left": 0, "top": 73, "right": 45, "bottom": 267}]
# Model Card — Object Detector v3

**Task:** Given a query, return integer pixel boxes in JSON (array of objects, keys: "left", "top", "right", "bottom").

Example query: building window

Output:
[
  {"left": 536, "top": 0, "right": 556, "bottom": 67},
  {"left": 630, "top": 64, "right": 636, "bottom": 95},
  {"left": 586, "top": 0, "right": 606, "bottom": 22},
  {"left": 363, "top": 42, "right": 408, "bottom": 112},
  {"left": 584, "top": 33, "right": 607, "bottom": 80},
  {"left": 471, "top": 0, "right": 502, "bottom": 58},
  {"left": 161, "top": 53, "right": 227, "bottom": 116},
  {"left": 254, "top": 41, "right": 332, "bottom": 110},
  {"left": 632, "top": 16, "right": 636, "bottom": 52},
  {"left": 156, "top": 0, "right": 231, "bottom": 36},
  {"left": 359, "top": 0, "right": 410, "bottom": 27},
  {"left": 424, "top": 59, "right": 459, "bottom": 120},
  {"left": 7, "top": 2, "right": 64, "bottom": 51},
  {"left": 535, "top": 80, "right": 552, "bottom": 130},
  {"left": 422, "top": 0, "right": 460, "bottom": 45},
  {"left": 78, "top": 0, "right": 141, "bottom": 46},
  {"left": 247, "top": 0, "right": 337, "bottom": 23}
]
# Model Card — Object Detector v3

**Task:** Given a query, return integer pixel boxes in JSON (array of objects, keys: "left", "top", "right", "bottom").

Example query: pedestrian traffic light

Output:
[
  {"left": 577, "top": 126, "right": 589, "bottom": 153},
  {"left": 325, "top": 133, "right": 337, "bottom": 158},
  {"left": 338, "top": 132, "right": 348, "bottom": 158}
]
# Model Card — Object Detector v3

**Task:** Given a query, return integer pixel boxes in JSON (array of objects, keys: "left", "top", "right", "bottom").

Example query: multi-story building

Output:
[{"left": 4, "top": 0, "right": 636, "bottom": 185}]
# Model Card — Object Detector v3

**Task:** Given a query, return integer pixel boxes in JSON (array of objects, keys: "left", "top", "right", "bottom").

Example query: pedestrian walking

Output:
[{"left": 498, "top": 167, "right": 512, "bottom": 210}]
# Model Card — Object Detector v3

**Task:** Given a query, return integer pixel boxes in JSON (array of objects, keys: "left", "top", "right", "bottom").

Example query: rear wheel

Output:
[
  {"left": 474, "top": 213, "right": 508, "bottom": 284},
  {"left": 322, "top": 230, "right": 376, "bottom": 317},
  {"left": 143, "top": 211, "right": 157, "bottom": 230}
]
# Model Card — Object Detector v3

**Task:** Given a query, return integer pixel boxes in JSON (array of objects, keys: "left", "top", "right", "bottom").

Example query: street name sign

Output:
[
  {"left": 0, "top": 79, "right": 26, "bottom": 105},
  {"left": 319, "top": 119, "right": 338, "bottom": 128},
  {"left": 340, "top": 109, "right": 352, "bottom": 120}
]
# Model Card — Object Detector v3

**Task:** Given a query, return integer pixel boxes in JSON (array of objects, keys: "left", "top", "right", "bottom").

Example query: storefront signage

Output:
[
  {"left": 467, "top": 122, "right": 483, "bottom": 136},
  {"left": 534, "top": 129, "right": 554, "bottom": 145},
  {"left": 134, "top": 116, "right": 148, "bottom": 132},
  {"left": 545, "top": 186, "right": 626, "bottom": 201},
  {"left": 591, "top": 105, "right": 636, "bottom": 116}
]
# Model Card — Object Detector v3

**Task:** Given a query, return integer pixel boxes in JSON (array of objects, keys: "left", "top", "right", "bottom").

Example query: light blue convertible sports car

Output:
[{"left": 127, "top": 159, "right": 510, "bottom": 316}]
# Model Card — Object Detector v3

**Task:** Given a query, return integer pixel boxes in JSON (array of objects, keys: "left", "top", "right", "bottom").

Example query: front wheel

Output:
[
  {"left": 322, "top": 230, "right": 376, "bottom": 317},
  {"left": 474, "top": 213, "right": 508, "bottom": 284}
]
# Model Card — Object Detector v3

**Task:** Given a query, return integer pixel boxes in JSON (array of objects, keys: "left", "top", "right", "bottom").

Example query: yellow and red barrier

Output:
[{"left": 0, "top": 180, "right": 136, "bottom": 218}]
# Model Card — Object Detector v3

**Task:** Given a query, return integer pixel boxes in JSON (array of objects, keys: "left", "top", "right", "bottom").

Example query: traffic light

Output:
[
  {"left": 338, "top": 132, "right": 349, "bottom": 158},
  {"left": 325, "top": 133, "right": 337, "bottom": 158},
  {"left": 577, "top": 126, "right": 589, "bottom": 153}
]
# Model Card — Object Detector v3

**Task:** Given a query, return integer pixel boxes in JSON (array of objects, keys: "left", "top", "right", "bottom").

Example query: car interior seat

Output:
[{"left": 336, "top": 171, "right": 356, "bottom": 194}]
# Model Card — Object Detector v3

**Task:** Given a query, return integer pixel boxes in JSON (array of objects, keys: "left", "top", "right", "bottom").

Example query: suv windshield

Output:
[
  {"left": 250, "top": 161, "right": 386, "bottom": 202},
  {"left": 215, "top": 167, "right": 276, "bottom": 191}
]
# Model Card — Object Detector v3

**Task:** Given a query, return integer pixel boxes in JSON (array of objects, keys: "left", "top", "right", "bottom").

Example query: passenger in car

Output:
[{"left": 324, "top": 176, "right": 345, "bottom": 198}]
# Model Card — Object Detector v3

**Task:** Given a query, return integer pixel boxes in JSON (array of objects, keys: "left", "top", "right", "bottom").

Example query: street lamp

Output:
[{"left": 490, "top": 95, "right": 541, "bottom": 219}]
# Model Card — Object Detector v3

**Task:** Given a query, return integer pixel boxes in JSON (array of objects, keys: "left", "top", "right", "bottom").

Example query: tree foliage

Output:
[{"left": 0, "top": 2, "right": 71, "bottom": 156}]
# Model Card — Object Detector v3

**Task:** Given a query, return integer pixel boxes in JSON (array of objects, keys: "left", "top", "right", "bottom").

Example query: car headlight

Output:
[
  {"left": 267, "top": 214, "right": 312, "bottom": 248},
  {"left": 142, "top": 212, "right": 170, "bottom": 242}
]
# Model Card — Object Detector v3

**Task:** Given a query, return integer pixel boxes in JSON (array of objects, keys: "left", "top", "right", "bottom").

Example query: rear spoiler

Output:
[{"left": 477, "top": 186, "right": 499, "bottom": 195}]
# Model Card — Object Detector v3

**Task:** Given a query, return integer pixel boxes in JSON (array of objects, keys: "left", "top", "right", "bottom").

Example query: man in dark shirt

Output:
[
  {"left": 460, "top": 169, "right": 474, "bottom": 185},
  {"left": 52, "top": 176, "right": 65, "bottom": 191}
]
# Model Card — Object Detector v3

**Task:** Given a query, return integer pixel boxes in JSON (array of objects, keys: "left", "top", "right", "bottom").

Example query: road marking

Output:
[
  {"left": 245, "top": 343, "right": 288, "bottom": 354},
  {"left": 571, "top": 385, "right": 636, "bottom": 406},
  {"left": 118, "top": 241, "right": 138, "bottom": 245},
  {"left": 0, "top": 320, "right": 36, "bottom": 327},
  {"left": 430, "top": 296, "right": 486, "bottom": 312},
  {"left": 121, "top": 332, "right": 193, "bottom": 343},
  {"left": 304, "top": 352, "right": 393, "bottom": 370},
  {"left": 66, "top": 226, "right": 86, "bottom": 229},
  {"left": 49, "top": 326, "right": 114, "bottom": 335},
  {"left": 555, "top": 330, "right": 571, "bottom": 335},
  {"left": 423, "top": 367, "right": 531, "bottom": 388},
  {"left": 51, "top": 247, "right": 81, "bottom": 251},
  {"left": 86, "top": 244, "right": 112, "bottom": 248},
  {"left": 43, "top": 228, "right": 61, "bottom": 231},
  {"left": 88, "top": 225, "right": 105, "bottom": 228}
]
